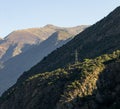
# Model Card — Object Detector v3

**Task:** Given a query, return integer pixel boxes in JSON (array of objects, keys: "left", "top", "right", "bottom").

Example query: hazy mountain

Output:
[
  {"left": 0, "top": 25, "right": 88, "bottom": 95},
  {"left": 0, "top": 25, "right": 87, "bottom": 62},
  {"left": 0, "top": 27, "right": 54, "bottom": 62}
]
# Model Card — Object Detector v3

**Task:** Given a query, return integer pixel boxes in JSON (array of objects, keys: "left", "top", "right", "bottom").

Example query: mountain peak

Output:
[{"left": 44, "top": 24, "right": 58, "bottom": 28}]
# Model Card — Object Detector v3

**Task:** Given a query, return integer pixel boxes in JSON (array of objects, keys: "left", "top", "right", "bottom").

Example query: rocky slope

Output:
[
  {"left": 0, "top": 25, "right": 87, "bottom": 62},
  {"left": 0, "top": 50, "right": 119, "bottom": 109},
  {"left": 0, "top": 28, "right": 48, "bottom": 62},
  {"left": 0, "top": 26, "right": 87, "bottom": 95}
]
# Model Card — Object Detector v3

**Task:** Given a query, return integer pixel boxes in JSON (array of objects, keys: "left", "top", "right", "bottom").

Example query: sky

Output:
[{"left": 0, "top": 0, "right": 119, "bottom": 38}]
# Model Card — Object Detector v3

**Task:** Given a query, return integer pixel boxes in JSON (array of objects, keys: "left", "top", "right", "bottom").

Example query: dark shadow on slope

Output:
[
  {"left": 0, "top": 44, "right": 17, "bottom": 62},
  {"left": 65, "top": 59, "right": 120, "bottom": 109},
  {"left": 95, "top": 59, "right": 120, "bottom": 109}
]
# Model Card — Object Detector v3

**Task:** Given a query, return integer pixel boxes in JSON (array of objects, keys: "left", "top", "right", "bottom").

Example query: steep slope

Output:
[
  {"left": 1, "top": 6, "right": 120, "bottom": 109},
  {"left": 0, "top": 50, "right": 119, "bottom": 109},
  {"left": 0, "top": 30, "right": 45, "bottom": 62},
  {"left": 0, "top": 26, "right": 87, "bottom": 95},
  {"left": 19, "top": 6, "right": 120, "bottom": 82},
  {"left": 0, "top": 7, "right": 120, "bottom": 109},
  {"left": 0, "top": 25, "right": 87, "bottom": 62},
  {"left": 0, "top": 25, "right": 60, "bottom": 62}
]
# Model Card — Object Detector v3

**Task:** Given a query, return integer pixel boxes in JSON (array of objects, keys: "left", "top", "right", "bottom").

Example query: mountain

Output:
[
  {"left": 0, "top": 50, "right": 119, "bottom": 109},
  {"left": 0, "top": 28, "right": 51, "bottom": 62},
  {"left": 0, "top": 25, "right": 87, "bottom": 62},
  {"left": 0, "top": 28, "right": 48, "bottom": 62},
  {"left": 0, "top": 6, "right": 120, "bottom": 109},
  {"left": 0, "top": 25, "right": 88, "bottom": 95},
  {"left": 19, "top": 6, "right": 120, "bottom": 82}
]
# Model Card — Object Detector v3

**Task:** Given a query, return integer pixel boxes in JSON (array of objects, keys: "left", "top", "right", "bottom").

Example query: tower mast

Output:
[{"left": 75, "top": 49, "right": 78, "bottom": 64}]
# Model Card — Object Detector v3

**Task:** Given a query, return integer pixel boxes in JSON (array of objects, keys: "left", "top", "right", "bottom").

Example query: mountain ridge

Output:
[
  {"left": 0, "top": 25, "right": 88, "bottom": 95},
  {"left": 0, "top": 25, "right": 88, "bottom": 62},
  {"left": 18, "top": 6, "right": 120, "bottom": 82},
  {"left": 0, "top": 6, "right": 120, "bottom": 109}
]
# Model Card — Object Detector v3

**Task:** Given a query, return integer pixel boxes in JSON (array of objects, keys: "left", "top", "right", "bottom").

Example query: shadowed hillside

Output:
[
  {"left": 19, "top": 6, "right": 120, "bottom": 82},
  {"left": 0, "top": 50, "right": 119, "bottom": 109}
]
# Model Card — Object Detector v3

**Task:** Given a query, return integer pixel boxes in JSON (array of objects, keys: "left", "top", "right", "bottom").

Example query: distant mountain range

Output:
[
  {"left": 0, "top": 25, "right": 88, "bottom": 95},
  {"left": 0, "top": 24, "right": 87, "bottom": 62}
]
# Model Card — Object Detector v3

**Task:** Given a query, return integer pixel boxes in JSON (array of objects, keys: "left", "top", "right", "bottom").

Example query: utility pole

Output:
[
  {"left": 71, "top": 49, "right": 79, "bottom": 64},
  {"left": 75, "top": 49, "right": 79, "bottom": 64}
]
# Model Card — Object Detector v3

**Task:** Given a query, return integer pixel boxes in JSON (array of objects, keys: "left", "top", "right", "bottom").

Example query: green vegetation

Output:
[{"left": 0, "top": 50, "right": 120, "bottom": 109}]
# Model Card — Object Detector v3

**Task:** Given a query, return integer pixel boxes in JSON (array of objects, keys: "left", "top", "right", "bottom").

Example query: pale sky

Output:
[{"left": 0, "top": 0, "right": 119, "bottom": 37}]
